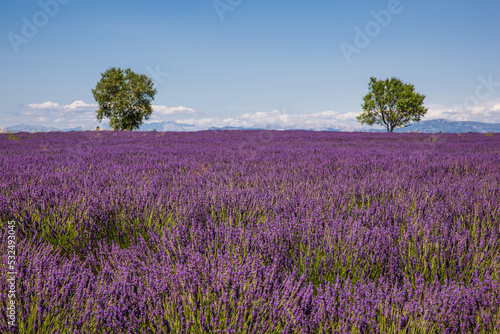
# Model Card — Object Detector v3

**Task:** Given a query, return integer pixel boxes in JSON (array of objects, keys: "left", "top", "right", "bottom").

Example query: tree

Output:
[
  {"left": 92, "top": 67, "right": 157, "bottom": 131},
  {"left": 357, "top": 77, "right": 427, "bottom": 132}
]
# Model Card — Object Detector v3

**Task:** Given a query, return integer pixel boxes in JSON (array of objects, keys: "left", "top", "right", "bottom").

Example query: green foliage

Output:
[
  {"left": 485, "top": 132, "right": 494, "bottom": 137},
  {"left": 92, "top": 67, "right": 157, "bottom": 131},
  {"left": 8, "top": 133, "right": 20, "bottom": 141},
  {"left": 357, "top": 77, "right": 428, "bottom": 132},
  {"left": 4, "top": 130, "right": 20, "bottom": 141}
]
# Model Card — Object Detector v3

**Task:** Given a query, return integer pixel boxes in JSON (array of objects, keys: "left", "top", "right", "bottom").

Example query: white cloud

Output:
[
  {"left": 26, "top": 101, "right": 62, "bottom": 110},
  {"left": 22, "top": 100, "right": 200, "bottom": 129},
  {"left": 25, "top": 100, "right": 97, "bottom": 112},
  {"left": 424, "top": 99, "right": 500, "bottom": 123},
  {"left": 151, "top": 105, "right": 200, "bottom": 116},
  {"left": 63, "top": 100, "right": 97, "bottom": 110},
  {"left": 177, "top": 109, "right": 364, "bottom": 131},
  {"left": 175, "top": 101, "right": 500, "bottom": 131},
  {"left": 22, "top": 100, "right": 100, "bottom": 129},
  {"left": 19, "top": 98, "right": 500, "bottom": 131},
  {"left": 145, "top": 105, "right": 202, "bottom": 123}
]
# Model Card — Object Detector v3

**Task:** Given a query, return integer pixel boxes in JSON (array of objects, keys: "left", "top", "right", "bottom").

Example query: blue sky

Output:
[{"left": 1, "top": 0, "right": 499, "bottom": 130}]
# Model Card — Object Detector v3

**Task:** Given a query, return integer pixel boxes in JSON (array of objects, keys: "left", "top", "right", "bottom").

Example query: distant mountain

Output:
[
  {"left": 208, "top": 123, "right": 358, "bottom": 132},
  {"left": 394, "top": 119, "right": 500, "bottom": 133},
  {"left": 139, "top": 121, "right": 195, "bottom": 132},
  {"left": 208, "top": 126, "right": 261, "bottom": 131},
  {"left": 4, "top": 124, "right": 61, "bottom": 133},
  {"left": 189, "top": 119, "right": 500, "bottom": 133},
  {"left": 2, "top": 122, "right": 192, "bottom": 133},
  {"left": 63, "top": 126, "right": 86, "bottom": 132},
  {"left": 2, "top": 119, "right": 499, "bottom": 133}
]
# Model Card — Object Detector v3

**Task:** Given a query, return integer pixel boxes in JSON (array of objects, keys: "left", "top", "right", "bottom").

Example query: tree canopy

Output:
[
  {"left": 92, "top": 67, "right": 157, "bottom": 131},
  {"left": 357, "top": 77, "right": 427, "bottom": 132}
]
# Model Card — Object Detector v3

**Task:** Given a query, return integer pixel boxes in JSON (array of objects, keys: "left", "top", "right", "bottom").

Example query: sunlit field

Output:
[{"left": 1, "top": 131, "right": 499, "bottom": 333}]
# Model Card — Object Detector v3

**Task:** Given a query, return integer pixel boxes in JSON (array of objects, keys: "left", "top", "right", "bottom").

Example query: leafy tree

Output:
[
  {"left": 92, "top": 67, "right": 157, "bottom": 131},
  {"left": 357, "top": 77, "right": 427, "bottom": 132}
]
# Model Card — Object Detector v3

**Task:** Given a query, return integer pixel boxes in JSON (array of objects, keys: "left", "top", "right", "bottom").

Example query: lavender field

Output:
[{"left": 1, "top": 130, "right": 499, "bottom": 333}]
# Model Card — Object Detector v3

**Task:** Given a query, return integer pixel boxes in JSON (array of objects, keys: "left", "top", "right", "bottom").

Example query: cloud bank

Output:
[
  {"left": 17, "top": 98, "right": 500, "bottom": 131},
  {"left": 424, "top": 99, "right": 500, "bottom": 123},
  {"left": 177, "top": 109, "right": 362, "bottom": 131},
  {"left": 22, "top": 100, "right": 201, "bottom": 129}
]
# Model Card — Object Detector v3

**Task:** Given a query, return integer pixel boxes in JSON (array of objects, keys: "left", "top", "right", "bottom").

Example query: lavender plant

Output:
[{"left": 0, "top": 131, "right": 499, "bottom": 333}]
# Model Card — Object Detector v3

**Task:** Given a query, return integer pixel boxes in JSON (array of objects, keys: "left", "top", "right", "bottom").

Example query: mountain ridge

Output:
[{"left": 2, "top": 119, "right": 499, "bottom": 133}]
